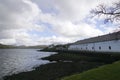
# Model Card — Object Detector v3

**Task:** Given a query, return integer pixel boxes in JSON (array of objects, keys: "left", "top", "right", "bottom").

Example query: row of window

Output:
[{"left": 73, "top": 46, "right": 112, "bottom": 50}]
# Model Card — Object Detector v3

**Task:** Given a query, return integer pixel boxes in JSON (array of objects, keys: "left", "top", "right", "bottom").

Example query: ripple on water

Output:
[{"left": 0, "top": 49, "right": 56, "bottom": 79}]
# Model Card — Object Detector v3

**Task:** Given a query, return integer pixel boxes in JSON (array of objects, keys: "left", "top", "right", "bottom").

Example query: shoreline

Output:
[{"left": 3, "top": 51, "right": 120, "bottom": 80}]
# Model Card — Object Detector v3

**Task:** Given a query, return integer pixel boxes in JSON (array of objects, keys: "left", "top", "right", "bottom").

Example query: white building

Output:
[{"left": 68, "top": 31, "right": 120, "bottom": 52}]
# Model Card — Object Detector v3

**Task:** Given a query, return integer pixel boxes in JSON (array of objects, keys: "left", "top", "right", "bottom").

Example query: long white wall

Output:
[{"left": 68, "top": 40, "right": 120, "bottom": 52}]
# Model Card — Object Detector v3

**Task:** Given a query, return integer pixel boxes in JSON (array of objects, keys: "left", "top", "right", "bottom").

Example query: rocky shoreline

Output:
[{"left": 4, "top": 51, "right": 120, "bottom": 80}]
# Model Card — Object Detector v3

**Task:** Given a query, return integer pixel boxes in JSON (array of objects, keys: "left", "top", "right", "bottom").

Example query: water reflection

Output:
[{"left": 0, "top": 49, "right": 56, "bottom": 79}]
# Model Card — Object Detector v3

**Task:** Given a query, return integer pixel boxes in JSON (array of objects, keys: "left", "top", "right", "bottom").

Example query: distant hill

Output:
[
  {"left": 16, "top": 45, "right": 48, "bottom": 49},
  {"left": 0, "top": 43, "right": 48, "bottom": 49},
  {"left": 0, "top": 44, "right": 16, "bottom": 49}
]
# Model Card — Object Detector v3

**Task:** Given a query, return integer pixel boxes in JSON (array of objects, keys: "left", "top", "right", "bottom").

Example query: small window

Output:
[
  {"left": 99, "top": 46, "right": 101, "bottom": 50},
  {"left": 92, "top": 47, "right": 94, "bottom": 49},
  {"left": 81, "top": 48, "right": 82, "bottom": 50},
  {"left": 109, "top": 46, "right": 111, "bottom": 50},
  {"left": 86, "top": 47, "right": 87, "bottom": 50}
]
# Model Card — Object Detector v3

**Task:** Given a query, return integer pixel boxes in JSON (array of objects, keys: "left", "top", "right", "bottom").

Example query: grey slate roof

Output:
[{"left": 74, "top": 31, "right": 120, "bottom": 44}]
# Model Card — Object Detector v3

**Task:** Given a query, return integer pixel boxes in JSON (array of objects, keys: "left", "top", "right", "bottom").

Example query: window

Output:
[
  {"left": 92, "top": 47, "right": 94, "bottom": 49},
  {"left": 86, "top": 47, "right": 87, "bottom": 50},
  {"left": 109, "top": 46, "right": 111, "bottom": 50},
  {"left": 81, "top": 48, "right": 82, "bottom": 50},
  {"left": 99, "top": 46, "right": 101, "bottom": 50}
]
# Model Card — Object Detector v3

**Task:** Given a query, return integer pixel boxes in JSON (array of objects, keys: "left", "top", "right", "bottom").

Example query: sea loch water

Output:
[{"left": 0, "top": 49, "right": 56, "bottom": 80}]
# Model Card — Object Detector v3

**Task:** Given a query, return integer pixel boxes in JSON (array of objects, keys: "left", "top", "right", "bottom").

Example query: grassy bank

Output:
[
  {"left": 4, "top": 52, "right": 120, "bottom": 80},
  {"left": 62, "top": 61, "right": 120, "bottom": 80}
]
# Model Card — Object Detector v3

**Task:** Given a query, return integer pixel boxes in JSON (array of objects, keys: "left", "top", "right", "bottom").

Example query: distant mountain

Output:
[
  {"left": 26, "top": 45, "right": 48, "bottom": 49},
  {"left": 15, "top": 45, "right": 48, "bottom": 49},
  {"left": 0, "top": 44, "right": 16, "bottom": 49},
  {"left": 0, "top": 43, "right": 48, "bottom": 49}
]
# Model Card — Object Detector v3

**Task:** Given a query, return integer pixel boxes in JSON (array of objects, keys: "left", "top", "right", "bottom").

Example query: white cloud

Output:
[
  {"left": 39, "top": 0, "right": 119, "bottom": 39},
  {"left": 0, "top": 0, "right": 119, "bottom": 45},
  {"left": 0, "top": 0, "right": 44, "bottom": 45},
  {"left": 0, "top": 39, "right": 16, "bottom": 45},
  {"left": 37, "top": 36, "right": 72, "bottom": 45},
  {"left": 52, "top": 21, "right": 103, "bottom": 38}
]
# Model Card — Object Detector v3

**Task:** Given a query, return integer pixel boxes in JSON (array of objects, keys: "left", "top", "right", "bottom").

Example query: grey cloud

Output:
[
  {"left": 0, "top": 30, "right": 14, "bottom": 39},
  {"left": 0, "top": 0, "right": 118, "bottom": 45},
  {"left": 0, "top": 0, "right": 31, "bottom": 13},
  {"left": 0, "top": 0, "right": 43, "bottom": 45}
]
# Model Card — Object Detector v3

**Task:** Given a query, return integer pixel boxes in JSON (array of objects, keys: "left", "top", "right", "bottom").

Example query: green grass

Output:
[{"left": 62, "top": 61, "right": 120, "bottom": 80}]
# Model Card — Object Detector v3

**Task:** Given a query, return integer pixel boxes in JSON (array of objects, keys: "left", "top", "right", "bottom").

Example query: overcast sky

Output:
[{"left": 0, "top": 0, "right": 119, "bottom": 46}]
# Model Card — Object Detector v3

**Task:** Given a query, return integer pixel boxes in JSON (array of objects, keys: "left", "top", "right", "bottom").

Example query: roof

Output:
[{"left": 74, "top": 31, "right": 120, "bottom": 45}]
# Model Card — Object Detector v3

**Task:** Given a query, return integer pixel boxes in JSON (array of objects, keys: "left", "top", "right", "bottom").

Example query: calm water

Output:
[{"left": 0, "top": 49, "right": 56, "bottom": 79}]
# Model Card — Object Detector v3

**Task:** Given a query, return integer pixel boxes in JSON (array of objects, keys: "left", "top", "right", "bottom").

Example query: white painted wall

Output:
[{"left": 68, "top": 40, "right": 120, "bottom": 52}]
